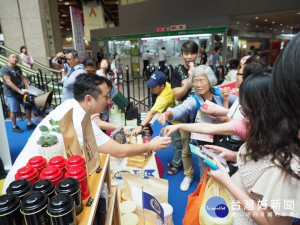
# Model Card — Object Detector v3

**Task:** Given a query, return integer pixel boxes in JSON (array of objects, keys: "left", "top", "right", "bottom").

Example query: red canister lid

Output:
[
  {"left": 65, "top": 166, "right": 87, "bottom": 181},
  {"left": 66, "top": 155, "right": 85, "bottom": 169},
  {"left": 48, "top": 156, "right": 67, "bottom": 172},
  {"left": 40, "top": 166, "right": 63, "bottom": 181},
  {"left": 15, "top": 165, "right": 38, "bottom": 181},
  {"left": 27, "top": 156, "right": 47, "bottom": 172}
]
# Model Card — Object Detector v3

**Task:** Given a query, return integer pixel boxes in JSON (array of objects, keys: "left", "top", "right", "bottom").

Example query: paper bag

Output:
[
  {"left": 81, "top": 107, "right": 100, "bottom": 175},
  {"left": 121, "top": 173, "right": 168, "bottom": 204},
  {"left": 59, "top": 108, "right": 82, "bottom": 158}
]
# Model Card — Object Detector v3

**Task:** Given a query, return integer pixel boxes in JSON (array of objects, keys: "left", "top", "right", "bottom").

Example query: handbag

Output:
[
  {"left": 182, "top": 167, "right": 209, "bottom": 225},
  {"left": 199, "top": 177, "right": 233, "bottom": 225}
]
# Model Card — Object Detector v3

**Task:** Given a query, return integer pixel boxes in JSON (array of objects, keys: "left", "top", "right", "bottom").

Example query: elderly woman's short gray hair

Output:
[{"left": 189, "top": 65, "right": 217, "bottom": 88}]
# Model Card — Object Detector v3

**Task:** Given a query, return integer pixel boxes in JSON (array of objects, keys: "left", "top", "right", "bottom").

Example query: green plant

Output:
[{"left": 37, "top": 118, "right": 61, "bottom": 147}]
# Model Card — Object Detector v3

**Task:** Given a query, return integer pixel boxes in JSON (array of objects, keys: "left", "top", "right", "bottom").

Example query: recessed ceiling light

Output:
[
  {"left": 274, "top": 28, "right": 277, "bottom": 31},
  {"left": 286, "top": 25, "right": 289, "bottom": 28},
  {"left": 280, "top": 24, "right": 283, "bottom": 26},
  {"left": 256, "top": 25, "right": 259, "bottom": 27},
  {"left": 236, "top": 21, "right": 240, "bottom": 24},
  {"left": 297, "top": 12, "right": 300, "bottom": 15},
  {"left": 282, "top": 30, "right": 284, "bottom": 32},
  {"left": 264, "top": 19, "right": 268, "bottom": 22},
  {"left": 270, "top": 28, "right": 273, "bottom": 30},
  {"left": 255, "top": 17, "right": 259, "bottom": 19},
  {"left": 246, "top": 23, "right": 249, "bottom": 26},
  {"left": 290, "top": 26, "right": 293, "bottom": 29},
  {"left": 272, "top": 21, "right": 275, "bottom": 24}
]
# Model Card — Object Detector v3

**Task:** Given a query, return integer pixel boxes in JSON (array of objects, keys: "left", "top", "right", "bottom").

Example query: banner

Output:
[{"left": 70, "top": 6, "right": 86, "bottom": 61}]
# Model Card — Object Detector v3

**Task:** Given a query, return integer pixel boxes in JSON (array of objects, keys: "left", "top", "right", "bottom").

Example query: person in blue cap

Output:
[{"left": 131, "top": 71, "right": 183, "bottom": 175}]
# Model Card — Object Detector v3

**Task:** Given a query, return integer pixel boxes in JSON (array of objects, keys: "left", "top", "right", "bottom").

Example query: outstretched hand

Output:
[
  {"left": 149, "top": 136, "right": 171, "bottom": 151},
  {"left": 160, "top": 125, "right": 179, "bottom": 137},
  {"left": 204, "top": 145, "right": 237, "bottom": 162},
  {"left": 157, "top": 113, "right": 167, "bottom": 125}
]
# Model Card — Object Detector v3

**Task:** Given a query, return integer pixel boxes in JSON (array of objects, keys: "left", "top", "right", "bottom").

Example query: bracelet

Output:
[{"left": 139, "top": 124, "right": 145, "bottom": 129}]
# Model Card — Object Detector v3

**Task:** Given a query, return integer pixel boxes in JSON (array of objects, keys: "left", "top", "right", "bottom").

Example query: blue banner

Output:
[{"left": 142, "top": 191, "right": 164, "bottom": 223}]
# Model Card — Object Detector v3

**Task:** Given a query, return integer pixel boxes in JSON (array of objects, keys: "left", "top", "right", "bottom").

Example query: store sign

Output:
[
  {"left": 156, "top": 27, "right": 169, "bottom": 32},
  {"left": 170, "top": 24, "right": 186, "bottom": 31},
  {"left": 91, "top": 27, "right": 227, "bottom": 41}
]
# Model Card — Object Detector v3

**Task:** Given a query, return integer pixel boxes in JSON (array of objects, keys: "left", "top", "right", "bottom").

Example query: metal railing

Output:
[{"left": 116, "top": 64, "right": 173, "bottom": 112}]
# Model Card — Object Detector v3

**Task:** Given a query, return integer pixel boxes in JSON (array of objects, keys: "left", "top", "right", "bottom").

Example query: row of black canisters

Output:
[{"left": 0, "top": 177, "right": 82, "bottom": 225}]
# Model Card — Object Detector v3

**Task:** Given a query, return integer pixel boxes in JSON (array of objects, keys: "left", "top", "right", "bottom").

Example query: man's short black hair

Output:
[
  {"left": 215, "top": 46, "right": 221, "bottom": 52},
  {"left": 83, "top": 57, "right": 96, "bottom": 67},
  {"left": 181, "top": 41, "right": 199, "bottom": 54},
  {"left": 64, "top": 49, "right": 79, "bottom": 58},
  {"left": 73, "top": 73, "right": 112, "bottom": 102}
]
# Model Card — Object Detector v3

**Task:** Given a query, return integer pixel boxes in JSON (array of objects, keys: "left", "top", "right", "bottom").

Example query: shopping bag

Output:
[
  {"left": 182, "top": 167, "right": 209, "bottom": 225},
  {"left": 199, "top": 177, "right": 233, "bottom": 225}
]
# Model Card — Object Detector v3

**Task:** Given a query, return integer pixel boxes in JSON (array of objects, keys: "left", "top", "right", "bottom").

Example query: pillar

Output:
[
  {"left": 0, "top": 0, "right": 62, "bottom": 66},
  {"left": 82, "top": 1, "right": 106, "bottom": 41}
]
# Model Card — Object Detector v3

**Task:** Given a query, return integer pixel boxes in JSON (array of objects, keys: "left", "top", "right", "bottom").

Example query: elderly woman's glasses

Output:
[{"left": 193, "top": 79, "right": 208, "bottom": 85}]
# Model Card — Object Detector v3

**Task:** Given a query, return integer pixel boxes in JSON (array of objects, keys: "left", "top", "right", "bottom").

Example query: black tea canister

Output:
[{"left": 47, "top": 194, "right": 77, "bottom": 225}]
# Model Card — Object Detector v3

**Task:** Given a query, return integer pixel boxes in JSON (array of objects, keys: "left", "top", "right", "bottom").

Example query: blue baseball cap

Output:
[{"left": 146, "top": 71, "right": 167, "bottom": 87}]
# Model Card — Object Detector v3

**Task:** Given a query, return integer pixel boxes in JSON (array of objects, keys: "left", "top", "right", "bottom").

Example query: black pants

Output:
[
  {"left": 143, "top": 60, "right": 149, "bottom": 75},
  {"left": 159, "top": 60, "right": 165, "bottom": 72}
]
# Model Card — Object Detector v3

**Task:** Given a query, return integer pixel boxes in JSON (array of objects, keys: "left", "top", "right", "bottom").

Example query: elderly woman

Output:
[{"left": 158, "top": 65, "right": 236, "bottom": 189}]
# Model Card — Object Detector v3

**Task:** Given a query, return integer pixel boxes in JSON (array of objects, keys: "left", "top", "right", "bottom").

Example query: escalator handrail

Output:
[{"left": 0, "top": 44, "right": 60, "bottom": 73}]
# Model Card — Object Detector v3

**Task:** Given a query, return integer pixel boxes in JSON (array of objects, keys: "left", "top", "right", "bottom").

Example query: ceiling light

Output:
[
  {"left": 264, "top": 19, "right": 268, "bottom": 22},
  {"left": 256, "top": 25, "right": 259, "bottom": 27},
  {"left": 270, "top": 28, "right": 273, "bottom": 30},
  {"left": 236, "top": 21, "right": 240, "bottom": 24},
  {"left": 246, "top": 23, "right": 249, "bottom": 26},
  {"left": 290, "top": 26, "right": 293, "bottom": 29},
  {"left": 282, "top": 30, "right": 284, "bottom": 32},
  {"left": 272, "top": 21, "right": 275, "bottom": 24},
  {"left": 280, "top": 24, "right": 283, "bottom": 26},
  {"left": 298, "top": 12, "right": 300, "bottom": 15},
  {"left": 274, "top": 28, "right": 277, "bottom": 31},
  {"left": 255, "top": 16, "right": 259, "bottom": 19}
]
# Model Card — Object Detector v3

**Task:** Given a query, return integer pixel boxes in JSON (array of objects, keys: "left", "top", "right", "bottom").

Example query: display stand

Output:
[{"left": 77, "top": 154, "right": 120, "bottom": 225}]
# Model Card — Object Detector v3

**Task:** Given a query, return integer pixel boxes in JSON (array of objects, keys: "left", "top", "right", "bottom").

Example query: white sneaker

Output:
[{"left": 180, "top": 176, "right": 193, "bottom": 191}]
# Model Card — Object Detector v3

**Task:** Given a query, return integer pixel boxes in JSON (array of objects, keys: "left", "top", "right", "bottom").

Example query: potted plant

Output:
[{"left": 37, "top": 118, "right": 64, "bottom": 160}]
